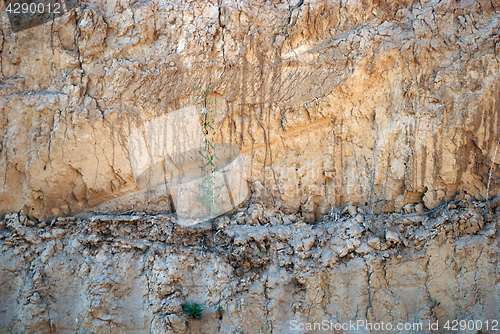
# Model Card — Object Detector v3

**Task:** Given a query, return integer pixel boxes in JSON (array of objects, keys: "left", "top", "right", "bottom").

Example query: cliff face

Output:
[
  {"left": 1, "top": 1, "right": 500, "bottom": 333},
  {"left": 0, "top": 0, "right": 499, "bottom": 220},
  {"left": 1, "top": 200, "right": 499, "bottom": 333}
]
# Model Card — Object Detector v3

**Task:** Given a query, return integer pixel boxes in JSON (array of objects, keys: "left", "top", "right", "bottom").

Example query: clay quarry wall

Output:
[
  {"left": 0, "top": 0, "right": 500, "bottom": 333},
  {"left": 0, "top": 0, "right": 499, "bottom": 219}
]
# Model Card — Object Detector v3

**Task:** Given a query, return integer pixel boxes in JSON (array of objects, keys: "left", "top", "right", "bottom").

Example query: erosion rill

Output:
[{"left": 0, "top": 0, "right": 499, "bottom": 333}]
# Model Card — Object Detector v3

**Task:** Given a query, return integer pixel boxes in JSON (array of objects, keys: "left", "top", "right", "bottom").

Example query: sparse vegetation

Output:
[
  {"left": 193, "top": 85, "right": 224, "bottom": 218},
  {"left": 8, "top": 327, "right": 26, "bottom": 334},
  {"left": 182, "top": 300, "right": 204, "bottom": 319},
  {"left": 241, "top": 302, "right": 253, "bottom": 309},
  {"left": 216, "top": 306, "right": 225, "bottom": 319},
  {"left": 486, "top": 140, "right": 499, "bottom": 209},
  {"left": 259, "top": 321, "right": 270, "bottom": 333}
]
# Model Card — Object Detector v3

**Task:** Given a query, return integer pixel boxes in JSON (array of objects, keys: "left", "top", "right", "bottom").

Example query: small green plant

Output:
[
  {"left": 193, "top": 85, "right": 224, "bottom": 218},
  {"left": 8, "top": 327, "right": 26, "bottom": 334},
  {"left": 182, "top": 300, "right": 204, "bottom": 319},
  {"left": 259, "top": 321, "right": 270, "bottom": 333},
  {"left": 241, "top": 302, "right": 253, "bottom": 309},
  {"left": 216, "top": 306, "right": 225, "bottom": 319}
]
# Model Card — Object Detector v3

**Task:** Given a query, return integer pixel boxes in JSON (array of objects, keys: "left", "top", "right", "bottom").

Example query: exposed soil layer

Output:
[
  {"left": 1, "top": 0, "right": 500, "bottom": 219},
  {"left": 1, "top": 198, "right": 499, "bottom": 333}
]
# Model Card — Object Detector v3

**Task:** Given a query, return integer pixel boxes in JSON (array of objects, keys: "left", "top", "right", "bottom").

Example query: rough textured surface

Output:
[
  {"left": 0, "top": 0, "right": 499, "bottom": 219},
  {"left": 1, "top": 0, "right": 500, "bottom": 333},
  {"left": 1, "top": 198, "right": 499, "bottom": 333}
]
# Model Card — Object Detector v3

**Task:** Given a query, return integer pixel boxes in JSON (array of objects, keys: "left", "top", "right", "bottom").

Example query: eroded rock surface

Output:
[
  {"left": 1, "top": 199, "right": 499, "bottom": 333},
  {"left": 1, "top": 1, "right": 500, "bottom": 332},
  {"left": 0, "top": 0, "right": 499, "bottom": 219}
]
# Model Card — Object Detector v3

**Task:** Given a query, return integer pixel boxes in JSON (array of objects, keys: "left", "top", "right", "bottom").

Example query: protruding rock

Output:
[
  {"left": 386, "top": 230, "right": 400, "bottom": 244},
  {"left": 355, "top": 243, "right": 372, "bottom": 255}
]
